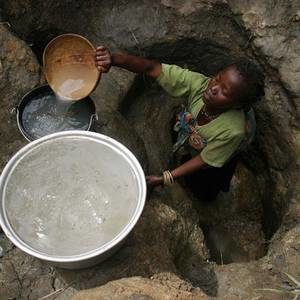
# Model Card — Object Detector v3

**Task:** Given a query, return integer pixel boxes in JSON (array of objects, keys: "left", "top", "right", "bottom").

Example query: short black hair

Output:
[{"left": 225, "top": 57, "right": 265, "bottom": 108}]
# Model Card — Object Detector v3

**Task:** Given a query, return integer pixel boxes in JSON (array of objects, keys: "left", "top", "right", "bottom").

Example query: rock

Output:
[
  {"left": 267, "top": 223, "right": 300, "bottom": 277},
  {"left": 214, "top": 262, "right": 275, "bottom": 300},
  {"left": 176, "top": 254, "right": 218, "bottom": 297},
  {"left": 0, "top": 24, "right": 42, "bottom": 171},
  {"left": 92, "top": 66, "right": 137, "bottom": 112},
  {"left": 0, "top": 245, "right": 56, "bottom": 300},
  {"left": 71, "top": 275, "right": 208, "bottom": 300},
  {"left": 122, "top": 81, "right": 183, "bottom": 174},
  {"left": 227, "top": 1, "right": 300, "bottom": 226},
  {"left": 213, "top": 223, "right": 300, "bottom": 299},
  {"left": 0, "top": 1, "right": 299, "bottom": 299},
  {"left": 228, "top": 1, "right": 300, "bottom": 98},
  {"left": 92, "top": 109, "right": 148, "bottom": 170}
]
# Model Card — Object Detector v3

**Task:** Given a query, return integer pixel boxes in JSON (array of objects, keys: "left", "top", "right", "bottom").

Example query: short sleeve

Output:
[
  {"left": 157, "top": 64, "right": 210, "bottom": 102},
  {"left": 200, "top": 131, "right": 244, "bottom": 168}
]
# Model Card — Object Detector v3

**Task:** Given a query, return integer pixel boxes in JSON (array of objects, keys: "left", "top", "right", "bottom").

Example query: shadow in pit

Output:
[
  {"left": 201, "top": 224, "right": 249, "bottom": 265},
  {"left": 175, "top": 249, "right": 218, "bottom": 297},
  {"left": 26, "top": 28, "right": 67, "bottom": 64}
]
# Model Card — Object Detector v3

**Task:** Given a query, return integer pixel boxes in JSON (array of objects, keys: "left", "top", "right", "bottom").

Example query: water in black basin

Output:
[{"left": 21, "top": 91, "right": 94, "bottom": 140}]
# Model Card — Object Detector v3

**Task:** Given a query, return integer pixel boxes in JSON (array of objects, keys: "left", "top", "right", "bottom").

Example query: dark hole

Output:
[{"left": 26, "top": 28, "right": 67, "bottom": 64}]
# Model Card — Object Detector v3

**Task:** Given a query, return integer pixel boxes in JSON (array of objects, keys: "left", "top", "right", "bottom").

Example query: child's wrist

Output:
[
  {"left": 111, "top": 53, "right": 124, "bottom": 67},
  {"left": 162, "top": 170, "right": 174, "bottom": 186}
]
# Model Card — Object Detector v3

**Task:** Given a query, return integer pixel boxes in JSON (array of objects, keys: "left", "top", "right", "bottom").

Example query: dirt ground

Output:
[{"left": 0, "top": 0, "right": 299, "bottom": 299}]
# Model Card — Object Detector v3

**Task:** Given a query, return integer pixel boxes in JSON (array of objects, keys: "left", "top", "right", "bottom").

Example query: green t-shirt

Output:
[{"left": 157, "top": 63, "right": 245, "bottom": 168}]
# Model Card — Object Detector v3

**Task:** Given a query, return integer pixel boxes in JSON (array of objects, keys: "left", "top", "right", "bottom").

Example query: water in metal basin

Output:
[{"left": 4, "top": 137, "right": 139, "bottom": 257}]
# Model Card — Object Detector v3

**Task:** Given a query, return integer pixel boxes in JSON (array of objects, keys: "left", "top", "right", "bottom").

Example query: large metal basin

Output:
[{"left": 0, "top": 131, "right": 146, "bottom": 269}]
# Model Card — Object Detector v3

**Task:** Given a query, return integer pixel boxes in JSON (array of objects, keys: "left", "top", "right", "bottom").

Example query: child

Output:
[{"left": 95, "top": 47, "right": 265, "bottom": 200}]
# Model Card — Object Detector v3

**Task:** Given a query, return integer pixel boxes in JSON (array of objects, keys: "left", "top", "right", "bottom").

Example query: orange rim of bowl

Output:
[{"left": 43, "top": 33, "right": 100, "bottom": 100}]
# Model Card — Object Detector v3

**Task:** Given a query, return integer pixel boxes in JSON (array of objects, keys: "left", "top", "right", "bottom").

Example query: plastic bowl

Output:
[{"left": 43, "top": 34, "right": 100, "bottom": 101}]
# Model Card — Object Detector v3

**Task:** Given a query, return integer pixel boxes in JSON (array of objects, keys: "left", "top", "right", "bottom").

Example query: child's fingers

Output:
[
  {"left": 95, "top": 54, "right": 110, "bottom": 61},
  {"left": 96, "top": 61, "right": 110, "bottom": 69},
  {"left": 95, "top": 58, "right": 111, "bottom": 66},
  {"left": 96, "top": 60, "right": 111, "bottom": 72},
  {"left": 96, "top": 47, "right": 109, "bottom": 56},
  {"left": 96, "top": 49, "right": 108, "bottom": 56},
  {"left": 94, "top": 46, "right": 111, "bottom": 72},
  {"left": 96, "top": 46, "right": 106, "bottom": 51}
]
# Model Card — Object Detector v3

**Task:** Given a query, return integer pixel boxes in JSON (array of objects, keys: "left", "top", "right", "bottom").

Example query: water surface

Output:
[{"left": 21, "top": 91, "right": 94, "bottom": 139}]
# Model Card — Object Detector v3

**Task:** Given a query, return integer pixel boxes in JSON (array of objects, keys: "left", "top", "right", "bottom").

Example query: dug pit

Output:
[{"left": 0, "top": 1, "right": 299, "bottom": 299}]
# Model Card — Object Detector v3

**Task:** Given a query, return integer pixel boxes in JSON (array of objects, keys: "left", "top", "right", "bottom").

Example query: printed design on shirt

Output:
[
  {"left": 188, "top": 130, "right": 207, "bottom": 151},
  {"left": 172, "top": 105, "right": 207, "bottom": 152}
]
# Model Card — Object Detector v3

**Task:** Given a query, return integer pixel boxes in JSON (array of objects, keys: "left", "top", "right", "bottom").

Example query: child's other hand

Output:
[
  {"left": 146, "top": 175, "right": 163, "bottom": 187},
  {"left": 95, "top": 46, "right": 112, "bottom": 73}
]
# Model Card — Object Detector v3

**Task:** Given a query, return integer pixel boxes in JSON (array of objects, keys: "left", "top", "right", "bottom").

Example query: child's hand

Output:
[
  {"left": 95, "top": 46, "right": 112, "bottom": 73},
  {"left": 146, "top": 175, "right": 163, "bottom": 187}
]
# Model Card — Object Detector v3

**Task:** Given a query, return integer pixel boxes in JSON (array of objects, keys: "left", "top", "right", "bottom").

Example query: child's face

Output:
[{"left": 203, "top": 66, "right": 245, "bottom": 110}]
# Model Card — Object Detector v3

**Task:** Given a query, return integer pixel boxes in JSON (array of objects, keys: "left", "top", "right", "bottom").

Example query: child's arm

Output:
[
  {"left": 146, "top": 155, "right": 208, "bottom": 187},
  {"left": 95, "top": 46, "right": 162, "bottom": 78}
]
